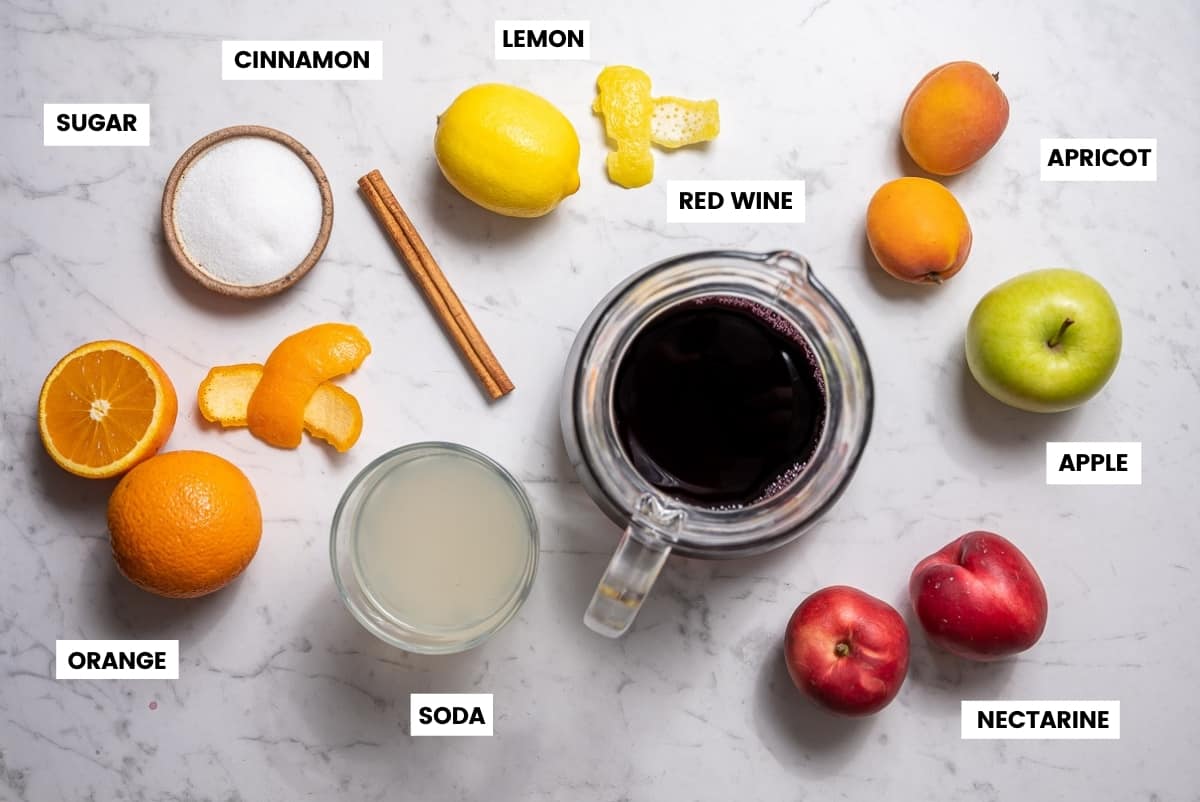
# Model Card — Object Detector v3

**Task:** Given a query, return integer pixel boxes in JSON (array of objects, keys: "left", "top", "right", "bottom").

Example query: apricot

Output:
[
  {"left": 866, "top": 177, "right": 972, "bottom": 284},
  {"left": 901, "top": 61, "right": 1009, "bottom": 175}
]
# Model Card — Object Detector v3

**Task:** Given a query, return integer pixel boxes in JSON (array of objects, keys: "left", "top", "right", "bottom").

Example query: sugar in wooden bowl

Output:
[{"left": 162, "top": 125, "right": 333, "bottom": 298}]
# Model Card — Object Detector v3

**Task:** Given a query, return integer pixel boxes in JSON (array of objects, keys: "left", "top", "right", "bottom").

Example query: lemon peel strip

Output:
[
  {"left": 594, "top": 66, "right": 655, "bottom": 188},
  {"left": 650, "top": 97, "right": 720, "bottom": 149},
  {"left": 594, "top": 66, "right": 720, "bottom": 188}
]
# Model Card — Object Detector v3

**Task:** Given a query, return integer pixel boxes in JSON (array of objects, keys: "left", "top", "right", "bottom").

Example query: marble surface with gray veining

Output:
[{"left": 2, "top": 0, "right": 1199, "bottom": 799}]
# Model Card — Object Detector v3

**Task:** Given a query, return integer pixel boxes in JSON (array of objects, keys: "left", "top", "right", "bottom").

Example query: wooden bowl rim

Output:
[{"left": 161, "top": 124, "right": 334, "bottom": 299}]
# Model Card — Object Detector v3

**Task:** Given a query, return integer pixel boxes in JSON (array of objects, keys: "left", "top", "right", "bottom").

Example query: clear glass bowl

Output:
[{"left": 330, "top": 442, "right": 539, "bottom": 654}]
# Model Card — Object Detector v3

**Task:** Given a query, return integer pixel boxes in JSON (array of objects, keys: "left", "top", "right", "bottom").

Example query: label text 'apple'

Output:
[{"left": 1046, "top": 442, "right": 1141, "bottom": 485}]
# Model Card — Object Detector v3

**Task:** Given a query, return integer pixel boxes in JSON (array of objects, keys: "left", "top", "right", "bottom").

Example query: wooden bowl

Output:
[{"left": 161, "top": 125, "right": 334, "bottom": 298}]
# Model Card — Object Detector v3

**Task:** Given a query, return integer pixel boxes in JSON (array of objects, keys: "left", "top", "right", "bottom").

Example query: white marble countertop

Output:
[{"left": 3, "top": 0, "right": 1199, "bottom": 799}]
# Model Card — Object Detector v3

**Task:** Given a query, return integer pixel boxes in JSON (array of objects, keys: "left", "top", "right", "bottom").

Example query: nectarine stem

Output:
[
  {"left": 834, "top": 642, "right": 850, "bottom": 658},
  {"left": 1047, "top": 318, "right": 1074, "bottom": 348}
]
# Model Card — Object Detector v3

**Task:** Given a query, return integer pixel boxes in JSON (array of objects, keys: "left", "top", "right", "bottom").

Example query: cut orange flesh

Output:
[
  {"left": 199, "top": 364, "right": 363, "bottom": 452},
  {"left": 38, "top": 340, "right": 178, "bottom": 478}
]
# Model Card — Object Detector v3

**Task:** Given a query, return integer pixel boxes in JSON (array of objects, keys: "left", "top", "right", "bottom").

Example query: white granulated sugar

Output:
[{"left": 172, "top": 136, "right": 323, "bottom": 287}]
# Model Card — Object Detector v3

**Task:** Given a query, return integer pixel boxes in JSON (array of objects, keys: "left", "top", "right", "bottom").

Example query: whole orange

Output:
[
  {"left": 107, "top": 450, "right": 262, "bottom": 598},
  {"left": 866, "top": 177, "right": 972, "bottom": 284}
]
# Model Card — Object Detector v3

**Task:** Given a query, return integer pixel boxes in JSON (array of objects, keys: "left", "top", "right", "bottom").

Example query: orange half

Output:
[{"left": 38, "top": 340, "right": 178, "bottom": 478}]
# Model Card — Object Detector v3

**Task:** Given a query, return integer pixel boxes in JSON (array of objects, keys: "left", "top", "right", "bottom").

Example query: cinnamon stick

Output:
[{"left": 358, "top": 170, "right": 514, "bottom": 400}]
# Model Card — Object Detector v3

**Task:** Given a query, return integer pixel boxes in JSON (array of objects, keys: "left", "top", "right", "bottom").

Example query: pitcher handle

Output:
[{"left": 584, "top": 494, "right": 681, "bottom": 637}]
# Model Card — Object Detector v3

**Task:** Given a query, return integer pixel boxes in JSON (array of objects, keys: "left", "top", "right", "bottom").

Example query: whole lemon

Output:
[
  {"left": 107, "top": 450, "right": 262, "bottom": 598},
  {"left": 435, "top": 83, "right": 580, "bottom": 218}
]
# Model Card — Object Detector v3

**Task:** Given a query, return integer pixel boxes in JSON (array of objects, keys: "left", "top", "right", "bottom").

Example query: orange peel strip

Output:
[
  {"left": 245, "top": 323, "right": 371, "bottom": 449},
  {"left": 199, "top": 364, "right": 363, "bottom": 453}
]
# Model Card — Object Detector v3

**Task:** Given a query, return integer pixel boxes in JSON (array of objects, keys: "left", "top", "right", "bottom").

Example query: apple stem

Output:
[
  {"left": 834, "top": 642, "right": 850, "bottom": 658},
  {"left": 992, "top": 71, "right": 1000, "bottom": 82},
  {"left": 1047, "top": 317, "right": 1074, "bottom": 349}
]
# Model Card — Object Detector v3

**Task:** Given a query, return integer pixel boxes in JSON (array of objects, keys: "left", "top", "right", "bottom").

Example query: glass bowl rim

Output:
[{"left": 329, "top": 441, "right": 539, "bottom": 654}]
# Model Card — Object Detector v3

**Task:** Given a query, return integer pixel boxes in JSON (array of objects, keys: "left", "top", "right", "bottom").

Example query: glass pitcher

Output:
[{"left": 560, "top": 250, "right": 874, "bottom": 637}]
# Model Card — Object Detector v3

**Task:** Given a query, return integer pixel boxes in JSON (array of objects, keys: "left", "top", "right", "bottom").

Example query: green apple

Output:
[{"left": 966, "top": 268, "right": 1121, "bottom": 413}]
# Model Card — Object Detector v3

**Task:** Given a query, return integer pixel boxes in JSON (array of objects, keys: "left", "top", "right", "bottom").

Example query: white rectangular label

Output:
[
  {"left": 1040, "top": 138, "right": 1156, "bottom": 181},
  {"left": 222, "top": 41, "right": 382, "bottom": 80},
  {"left": 667, "top": 180, "right": 806, "bottom": 223},
  {"left": 55, "top": 640, "right": 179, "bottom": 679},
  {"left": 1046, "top": 441, "right": 1141, "bottom": 485},
  {"left": 494, "top": 20, "right": 590, "bottom": 60},
  {"left": 962, "top": 700, "right": 1120, "bottom": 739},
  {"left": 410, "top": 693, "right": 493, "bottom": 736},
  {"left": 43, "top": 104, "right": 149, "bottom": 147}
]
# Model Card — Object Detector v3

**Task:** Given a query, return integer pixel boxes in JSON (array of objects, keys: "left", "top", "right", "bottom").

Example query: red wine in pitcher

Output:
[{"left": 614, "top": 296, "right": 826, "bottom": 507}]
